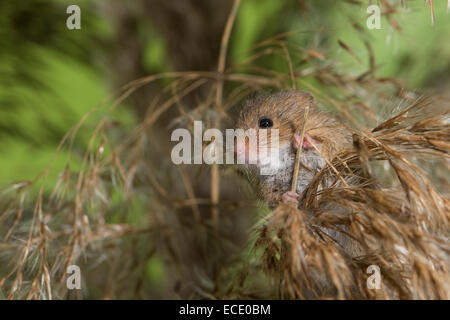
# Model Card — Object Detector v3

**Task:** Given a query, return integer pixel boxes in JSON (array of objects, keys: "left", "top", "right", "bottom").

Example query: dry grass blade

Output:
[
  {"left": 255, "top": 96, "right": 449, "bottom": 299},
  {"left": 290, "top": 106, "right": 310, "bottom": 194}
]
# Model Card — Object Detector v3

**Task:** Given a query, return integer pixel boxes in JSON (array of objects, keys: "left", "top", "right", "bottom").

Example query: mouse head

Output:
[{"left": 234, "top": 90, "right": 316, "bottom": 163}]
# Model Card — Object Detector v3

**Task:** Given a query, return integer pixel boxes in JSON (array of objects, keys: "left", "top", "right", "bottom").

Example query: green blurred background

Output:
[
  {"left": 1, "top": 0, "right": 449, "bottom": 188},
  {"left": 0, "top": 0, "right": 449, "bottom": 298}
]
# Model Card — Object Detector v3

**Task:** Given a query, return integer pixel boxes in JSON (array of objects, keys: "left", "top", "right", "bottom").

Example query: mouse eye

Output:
[{"left": 258, "top": 117, "right": 273, "bottom": 129}]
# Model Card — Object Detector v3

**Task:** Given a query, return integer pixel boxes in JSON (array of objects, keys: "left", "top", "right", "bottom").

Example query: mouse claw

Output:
[{"left": 281, "top": 191, "right": 300, "bottom": 206}]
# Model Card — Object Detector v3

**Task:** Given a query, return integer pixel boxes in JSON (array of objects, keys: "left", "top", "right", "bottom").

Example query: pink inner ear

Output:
[
  {"left": 302, "top": 137, "right": 313, "bottom": 149},
  {"left": 303, "top": 133, "right": 319, "bottom": 150},
  {"left": 293, "top": 131, "right": 320, "bottom": 150}
]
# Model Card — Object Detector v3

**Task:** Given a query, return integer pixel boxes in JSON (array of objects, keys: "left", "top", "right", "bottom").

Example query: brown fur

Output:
[
  {"left": 237, "top": 90, "right": 352, "bottom": 160},
  {"left": 236, "top": 90, "right": 354, "bottom": 204}
]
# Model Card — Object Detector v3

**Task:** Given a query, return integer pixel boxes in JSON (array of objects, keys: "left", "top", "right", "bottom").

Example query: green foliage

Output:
[
  {"left": 0, "top": 0, "right": 134, "bottom": 190},
  {"left": 146, "top": 256, "right": 166, "bottom": 289},
  {"left": 329, "top": 0, "right": 450, "bottom": 87},
  {"left": 232, "top": 0, "right": 286, "bottom": 62}
]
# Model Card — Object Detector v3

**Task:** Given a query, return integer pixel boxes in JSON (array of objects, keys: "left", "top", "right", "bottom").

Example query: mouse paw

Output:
[
  {"left": 293, "top": 131, "right": 317, "bottom": 150},
  {"left": 281, "top": 191, "right": 300, "bottom": 206}
]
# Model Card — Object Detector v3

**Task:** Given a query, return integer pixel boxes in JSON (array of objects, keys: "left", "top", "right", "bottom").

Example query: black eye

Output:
[{"left": 258, "top": 117, "right": 273, "bottom": 128}]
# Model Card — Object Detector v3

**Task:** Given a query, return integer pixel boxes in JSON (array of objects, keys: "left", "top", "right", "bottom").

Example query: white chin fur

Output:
[
  {"left": 256, "top": 144, "right": 291, "bottom": 176},
  {"left": 252, "top": 143, "right": 327, "bottom": 195}
]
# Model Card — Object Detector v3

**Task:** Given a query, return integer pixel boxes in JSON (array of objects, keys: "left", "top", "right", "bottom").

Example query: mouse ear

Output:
[{"left": 295, "top": 91, "right": 315, "bottom": 107}]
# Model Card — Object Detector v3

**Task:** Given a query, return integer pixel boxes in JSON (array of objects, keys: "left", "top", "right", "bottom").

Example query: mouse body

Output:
[{"left": 236, "top": 90, "right": 353, "bottom": 206}]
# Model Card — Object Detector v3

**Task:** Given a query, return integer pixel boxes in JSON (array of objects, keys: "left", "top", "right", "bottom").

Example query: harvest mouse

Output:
[{"left": 235, "top": 90, "right": 353, "bottom": 207}]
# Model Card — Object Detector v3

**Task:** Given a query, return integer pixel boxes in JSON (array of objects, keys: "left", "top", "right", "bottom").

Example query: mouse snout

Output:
[{"left": 234, "top": 140, "right": 259, "bottom": 164}]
